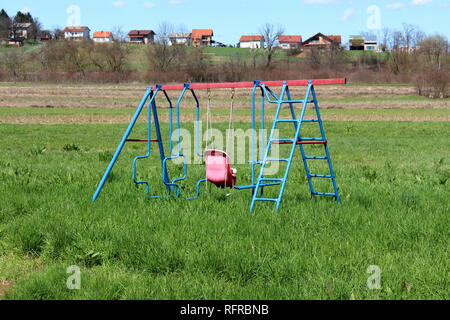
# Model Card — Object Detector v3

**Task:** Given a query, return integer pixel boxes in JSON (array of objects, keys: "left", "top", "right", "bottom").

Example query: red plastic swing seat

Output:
[{"left": 205, "top": 149, "right": 237, "bottom": 188}]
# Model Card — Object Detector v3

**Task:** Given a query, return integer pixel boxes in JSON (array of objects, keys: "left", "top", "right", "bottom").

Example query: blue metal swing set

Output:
[{"left": 92, "top": 78, "right": 345, "bottom": 211}]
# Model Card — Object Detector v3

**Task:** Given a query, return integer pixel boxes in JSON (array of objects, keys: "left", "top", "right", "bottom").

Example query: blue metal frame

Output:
[
  {"left": 92, "top": 86, "right": 156, "bottom": 202},
  {"left": 250, "top": 81, "right": 340, "bottom": 211},
  {"left": 92, "top": 80, "right": 340, "bottom": 211}
]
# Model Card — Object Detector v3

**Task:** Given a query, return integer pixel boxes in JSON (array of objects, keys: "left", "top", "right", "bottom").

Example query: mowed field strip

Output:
[{"left": 0, "top": 83, "right": 449, "bottom": 124}]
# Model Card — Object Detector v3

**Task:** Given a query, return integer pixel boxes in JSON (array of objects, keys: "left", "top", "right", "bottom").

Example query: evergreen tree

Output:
[
  {"left": 0, "top": 9, "right": 11, "bottom": 39},
  {"left": 14, "top": 11, "right": 33, "bottom": 23},
  {"left": 0, "top": 9, "right": 9, "bottom": 19},
  {"left": 11, "top": 11, "right": 41, "bottom": 40}
]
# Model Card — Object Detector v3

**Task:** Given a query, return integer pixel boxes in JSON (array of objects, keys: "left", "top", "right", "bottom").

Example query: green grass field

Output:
[{"left": 0, "top": 116, "right": 449, "bottom": 299}]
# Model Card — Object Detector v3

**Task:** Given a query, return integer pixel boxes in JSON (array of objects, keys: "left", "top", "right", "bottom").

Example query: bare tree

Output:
[
  {"left": 51, "top": 26, "right": 63, "bottom": 40},
  {"left": 176, "top": 24, "right": 189, "bottom": 34},
  {"left": 419, "top": 35, "right": 449, "bottom": 69},
  {"left": 61, "top": 41, "right": 91, "bottom": 77},
  {"left": 259, "top": 23, "right": 284, "bottom": 70},
  {"left": 89, "top": 42, "right": 129, "bottom": 72},
  {"left": 155, "top": 21, "right": 174, "bottom": 45},
  {"left": 29, "top": 17, "right": 42, "bottom": 40},
  {"left": 378, "top": 27, "right": 392, "bottom": 51},
  {"left": 412, "top": 29, "right": 426, "bottom": 48},
  {"left": 401, "top": 23, "right": 425, "bottom": 49},
  {"left": 221, "top": 53, "right": 248, "bottom": 82},
  {"left": 146, "top": 22, "right": 185, "bottom": 72},
  {"left": 306, "top": 46, "right": 321, "bottom": 69},
  {"left": 184, "top": 47, "right": 209, "bottom": 82},
  {"left": 0, "top": 48, "right": 25, "bottom": 78},
  {"left": 249, "top": 48, "right": 263, "bottom": 69},
  {"left": 360, "top": 31, "right": 377, "bottom": 42},
  {"left": 402, "top": 23, "right": 416, "bottom": 49},
  {"left": 391, "top": 31, "right": 404, "bottom": 50},
  {"left": 112, "top": 25, "right": 127, "bottom": 42}
]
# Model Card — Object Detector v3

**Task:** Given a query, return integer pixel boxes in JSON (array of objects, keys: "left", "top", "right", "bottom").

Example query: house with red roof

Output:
[
  {"left": 191, "top": 29, "right": 213, "bottom": 47},
  {"left": 278, "top": 35, "right": 302, "bottom": 50},
  {"left": 239, "top": 35, "right": 264, "bottom": 49},
  {"left": 302, "top": 33, "right": 341, "bottom": 50},
  {"left": 63, "top": 26, "right": 91, "bottom": 41},
  {"left": 128, "top": 30, "right": 155, "bottom": 44},
  {"left": 93, "top": 31, "right": 113, "bottom": 43}
]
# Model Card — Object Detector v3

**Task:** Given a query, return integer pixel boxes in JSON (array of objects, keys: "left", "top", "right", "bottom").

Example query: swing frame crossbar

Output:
[{"left": 92, "top": 78, "right": 346, "bottom": 203}]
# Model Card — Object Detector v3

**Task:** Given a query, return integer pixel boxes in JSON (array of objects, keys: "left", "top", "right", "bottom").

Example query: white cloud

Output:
[
  {"left": 341, "top": 8, "right": 354, "bottom": 21},
  {"left": 387, "top": 2, "right": 405, "bottom": 9},
  {"left": 20, "top": 7, "right": 31, "bottom": 13},
  {"left": 143, "top": 2, "right": 156, "bottom": 8},
  {"left": 412, "top": 0, "right": 432, "bottom": 5},
  {"left": 113, "top": 1, "right": 127, "bottom": 7}
]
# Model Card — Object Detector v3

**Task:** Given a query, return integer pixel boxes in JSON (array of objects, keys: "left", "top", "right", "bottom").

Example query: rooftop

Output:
[
  {"left": 278, "top": 35, "right": 302, "bottom": 43},
  {"left": 240, "top": 35, "right": 264, "bottom": 42},
  {"left": 192, "top": 29, "right": 213, "bottom": 39},
  {"left": 93, "top": 31, "right": 112, "bottom": 38},
  {"left": 169, "top": 32, "right": 191, "bottom": 38},
  {"left": 63, "top": 26, "right": 90, "bottom": 32},
  {"left": 128, "top": 30, "right": 155, "bottom": 36}
]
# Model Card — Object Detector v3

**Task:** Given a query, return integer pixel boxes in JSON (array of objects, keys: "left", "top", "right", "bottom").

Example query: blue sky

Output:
[{"left": 2, "top": 0, "right": 449, "bottom": 44}]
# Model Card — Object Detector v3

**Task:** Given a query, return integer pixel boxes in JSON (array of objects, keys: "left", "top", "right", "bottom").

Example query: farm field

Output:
[{"left": 0, "top": 83, "right": 449, "bottom": 300}]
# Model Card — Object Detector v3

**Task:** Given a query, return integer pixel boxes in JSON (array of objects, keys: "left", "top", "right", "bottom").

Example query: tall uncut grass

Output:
[{"left": 0, "top": 121, "right": 449, "bottom": 299}]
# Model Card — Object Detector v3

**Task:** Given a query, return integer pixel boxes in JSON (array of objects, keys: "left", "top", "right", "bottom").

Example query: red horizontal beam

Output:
[{"left": 152, "top": 78, "right": 346, "bottom": 91}]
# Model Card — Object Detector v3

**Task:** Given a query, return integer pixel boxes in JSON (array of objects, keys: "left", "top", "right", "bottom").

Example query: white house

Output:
[
  {"left": 239, "top": 35, "right": 264, "bottom": 49},
  {"left": 169, "top": 32, "right": 191, "bottom": 46},
  {"left": 278, "top": 35, "right": 302, "bottom": 50},
  {"left": 364, "top": 38, "right": 379, "bottom": 52},
  {"left": 93, "top": 31, "right": 113, "bottom": 43},
  {"left": 63, "top": 26, "right": 90, "bottom": 41}
]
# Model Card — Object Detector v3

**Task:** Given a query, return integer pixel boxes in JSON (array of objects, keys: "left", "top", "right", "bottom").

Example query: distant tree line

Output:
[
  {"left": 0, "top": 9, "right": 42, "bottom": 40},
  {"left": 0, "top": 18, "right": 449, "bottom": 98}
]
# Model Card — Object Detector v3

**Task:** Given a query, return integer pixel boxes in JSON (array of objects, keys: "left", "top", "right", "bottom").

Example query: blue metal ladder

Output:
[{"left": 250, "top": 81, "right": 340, "bottom": 211}]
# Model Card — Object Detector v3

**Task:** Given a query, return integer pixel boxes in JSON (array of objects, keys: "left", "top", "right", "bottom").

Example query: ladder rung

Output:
[
  {"left": 254, "top": 198, "right": 278, "bottom": 202},
  {"left": 271, "top": 139, "right": 295, "bottom": 143},
  {"left": 260, "top": 182, "right": 281, "bottom": 187},
  {"left": 299, "top": 140, "right": 327, "bottom": 145},
  {"left": 302, "top": 119, "right": 320, "bottom": 122},
  {"left": 260, "top": 178, "right": 284, "bottom": 182},
  {"left": 126, "top": 139, "right": 159, "bottom": 142},
  {"left": 235, "top": 183, "right": 279, "bottom": 190},
  {"left": 312, "top": 192, "right": 337, "bottom": 197},
  {"left": 276, "top": 119, "right": 298, "bottom": 123},
  {"left": 309, "top": 174, "right": 333, "bottom": 178},
  {"left": 265, "top": 158, "right": 289, "bottom": 162},
  {"left": 273, "top": 140, "right": 327, "bottom": 145},
  {"left": 304, "top": 156, "right": 328, "bottom": 160},
  {"left": 279, "top": 99, "right": 315, "bottom": 104},
  {"left": 280, "top": 99, "right": 311, "bottom": 103}
]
